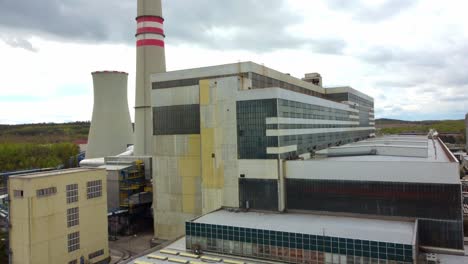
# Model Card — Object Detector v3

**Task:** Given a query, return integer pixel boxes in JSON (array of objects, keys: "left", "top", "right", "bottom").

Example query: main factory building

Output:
[
  {"left": 150, "top": 62, "right": 376, "bottom": 238},
  {"left": 16, "top": 0, "right": 457, "bottom": 264}
]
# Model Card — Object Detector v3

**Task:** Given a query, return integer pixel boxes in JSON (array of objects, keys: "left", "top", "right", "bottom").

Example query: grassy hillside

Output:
[
  {"left": 0, "top": 122, "right": 88, "bottom": 172},
  {"left": 376, "top": 118, "right": 465, "bottom": 138},
  {"left": 0, "top": 121, "right": 90, "bottom": 144}
]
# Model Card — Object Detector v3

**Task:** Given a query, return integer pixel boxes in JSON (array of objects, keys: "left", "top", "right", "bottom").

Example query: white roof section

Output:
[
  {"left": 151, "top": 61, "right": 325, "bottom": 93},
  {"left": 100, "top": 164, "right": 132, "bottom": 171},
  {"left": 194, "top": 210, "right": 415, "bottom": 245},
  {"left": 9, "top": 168, "right": 103, "bottom": 179},
  {"left": 316, "top": 136, "right": 453, "bottom": 162},
  {"left": 129, "top": 237, "right": 282, "bottom": 264},
  {"left": 286, "top": 136, "right": 460, "bottom": 184}
]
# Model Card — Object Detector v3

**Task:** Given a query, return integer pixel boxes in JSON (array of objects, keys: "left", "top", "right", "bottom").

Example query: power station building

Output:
[
  {"left": 8, "top": 168, "right": 109, "bottom": 264},
  {"left": 150, "top": 62, "right": 375, "bottom": 239}
]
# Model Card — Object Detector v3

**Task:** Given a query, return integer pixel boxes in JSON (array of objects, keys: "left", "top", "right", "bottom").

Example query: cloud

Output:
[
  {"left": 0, "top": 0, "right": 134, "bottom": 44},
  {"left": 327, "top": 0, "right": 418, "bottom": 22},
  {"left": 1, "top": 36, "right": 38, "bottom": 52},
  {"left": 0, "top": 0, "right": 346, "bottom": 54}
]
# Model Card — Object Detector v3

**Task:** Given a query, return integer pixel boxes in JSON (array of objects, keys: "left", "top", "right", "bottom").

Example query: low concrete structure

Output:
[{"left": 8, "top": 168, "right": 109, "bottom": 264}]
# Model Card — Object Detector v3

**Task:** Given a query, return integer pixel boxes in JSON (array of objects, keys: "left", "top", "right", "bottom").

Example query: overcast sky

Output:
[{"left": 0, "top": 0, "right": 467, "bottom": 124}]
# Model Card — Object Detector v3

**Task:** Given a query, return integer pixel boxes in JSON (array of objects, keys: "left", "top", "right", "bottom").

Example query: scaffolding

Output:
[{"left": 119, "top": 160, "right": 145, "bottom": 209}]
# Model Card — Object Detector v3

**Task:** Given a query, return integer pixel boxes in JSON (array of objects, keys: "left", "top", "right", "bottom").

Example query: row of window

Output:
[
  {"left": 186, "top": 236, "right": 412, "bottom": 264},
  {"left": 37, "top": 187, "right": 57, "bottom": 198},
  {"left": 89, "top": 249, "right": 104, "bottom": 259},
  {"left": 12, "top": 180, "right": 102, "bottom": 201}
]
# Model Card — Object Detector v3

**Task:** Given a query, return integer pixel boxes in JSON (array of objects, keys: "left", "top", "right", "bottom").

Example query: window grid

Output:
[
  {"left": 89, "top": 249, "right": 104, "bottom": 259},
  {"left": 185, "top": 222, "right": 413, "bottom": 264},
  {"left": 36, "top": 187, "right": 57, "bottom": 198},
  {"left": 13, "top": 190, "right": 24, "bottom": 198},
  {"left": 67, "top": 232, "right": 80, "bottom": 252},
  {"left": 87, "top": 180, "right": 102, "bottom": 199},
  {"left": 67, "top": 207, "right": 79, "bottom": 228},
  {"left": 66, "top": 184, "right": 78, "bottom": 204}
]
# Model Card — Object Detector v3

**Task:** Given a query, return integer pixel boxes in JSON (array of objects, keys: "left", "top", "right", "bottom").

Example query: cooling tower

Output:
[
  {"left": 86, "top": 71, "right": 134, "bottom": 159},
  {"left": 134, "top": 0, "right": 167, "bottom": 156}
]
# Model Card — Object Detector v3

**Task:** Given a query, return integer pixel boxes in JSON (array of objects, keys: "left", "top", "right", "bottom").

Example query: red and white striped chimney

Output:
[{"left": 134, "top": 0, "right": 167, "bottom": 156}]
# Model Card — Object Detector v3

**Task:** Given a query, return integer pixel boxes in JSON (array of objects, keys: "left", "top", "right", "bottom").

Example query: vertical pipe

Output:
[{"left": 134, "top": 0, "right": 167, "bottom": 155}]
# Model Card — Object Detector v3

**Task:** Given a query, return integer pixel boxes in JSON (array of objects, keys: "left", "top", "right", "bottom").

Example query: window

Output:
[
  {"left": 13, "top": 190, "right": 23, "bottom": 198},
  {"left": 66, "top": 184, "right": 78, "bottom": 203},
  {"left": 36, "top": 187, "right": 57, "bottom": 198},
  {"left": 89, "top": 249, "right": 104, "bottom": 259},
  {"left": 67, "top": 207, "right": 79, "bottom": 227},
  {"left": 67, "top": 232, "right": 80, "bottom": 252},
  {"left": 87, "top": 180, "right": 102, "bottom": 199},
  {"left": 68, "top": 260, "right": 77, "bottom": 264}
]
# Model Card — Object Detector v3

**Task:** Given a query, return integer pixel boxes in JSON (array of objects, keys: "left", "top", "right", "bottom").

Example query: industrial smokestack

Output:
[
  {"left": 86, "top": 71, "right": 134, "bottom": 159},
  {"left": 134, "top": 0, "right": 166, "bottom": 155}
]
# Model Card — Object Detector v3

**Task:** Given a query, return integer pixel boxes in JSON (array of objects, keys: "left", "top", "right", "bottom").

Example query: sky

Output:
[{"left": 0, "top": 0, "right": 467, "bottom": 124}]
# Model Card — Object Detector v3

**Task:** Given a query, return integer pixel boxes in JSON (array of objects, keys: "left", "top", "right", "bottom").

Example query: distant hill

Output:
[
  {"left": 376, "top": 118, "right": 465, "bottom": 137},
  {"left": 0, "top": 121, "right": 90, "bottom": 143}
]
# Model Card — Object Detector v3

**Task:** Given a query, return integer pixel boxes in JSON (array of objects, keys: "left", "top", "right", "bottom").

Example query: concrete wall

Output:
[
  {"left": 107, "top": 170, "right": 120, "bottom": 210},
  {"left": 152, "top": 77, "right": 242, "bottom": 239},
  {"left": 200, "top": 78, "right": 240, "bottom": 213},
  {"left": 153, "top": 134, "right": 202, "bottom": 239},
  {"left": 239, "top": 160, "right": 278, "bottom": 179},
  {"left": 8, "top": 169, "right": 109, "bottom": 264},
  {"left": 285, "top": 160, "right": 460, "bottom": 184}
]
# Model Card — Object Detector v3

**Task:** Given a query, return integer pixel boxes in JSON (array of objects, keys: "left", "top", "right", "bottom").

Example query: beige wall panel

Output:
[{"left": 9, "top": 169, "right": 109, "bottom": 264}]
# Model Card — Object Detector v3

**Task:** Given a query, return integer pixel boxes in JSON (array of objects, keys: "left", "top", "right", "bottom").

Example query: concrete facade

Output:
[
  {"left": 8, "top": 168, "right": 109, "bottom": 264},
  {"left": 150, "top": 62, "right": 375, "bottom": 240}
]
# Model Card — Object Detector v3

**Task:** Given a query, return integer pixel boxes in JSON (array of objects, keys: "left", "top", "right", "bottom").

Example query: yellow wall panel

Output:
[
  {"left": 182, "top": 194, "right": 197, "bottom": 214},
  {"left": 178, "top": 157, "right": 201, "bottom": 177},
  {"left": 199, "top": 80, "right": 210, "bottom": 105},
  {"left": 182, "top": 177, "right": 198, "bottom": 195},
  {"left": 187, "top": 135, "right": 201, "bottom": 157}
]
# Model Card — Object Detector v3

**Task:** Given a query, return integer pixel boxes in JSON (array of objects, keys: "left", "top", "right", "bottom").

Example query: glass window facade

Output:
[
  {"left": 239, "top": 178, "right": 278, "bottom": 210},
  {"left": 237, "top": 99, "right": 277, "bottom": 159},
  {"left": 286, "top": 179, "right": 464, "bottom": 249},
  {"left": 153, "top": 104, "right": 200, "bottom": 135},
  {"left": 237, "top": 99, "right": 374, "bottom": 159},
  {"left": 185, "top": 222, "right": 413, "bottom": 264}
]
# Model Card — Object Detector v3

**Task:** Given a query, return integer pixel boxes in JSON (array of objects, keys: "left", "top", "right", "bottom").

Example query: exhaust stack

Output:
[{"left": 134, "top": 0, "right": 166, "bottom": 155}]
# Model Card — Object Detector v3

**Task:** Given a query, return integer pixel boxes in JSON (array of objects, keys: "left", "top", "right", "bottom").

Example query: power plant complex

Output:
[{"left": 4, "top": 0, "right": 467, "bottom": 264}]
